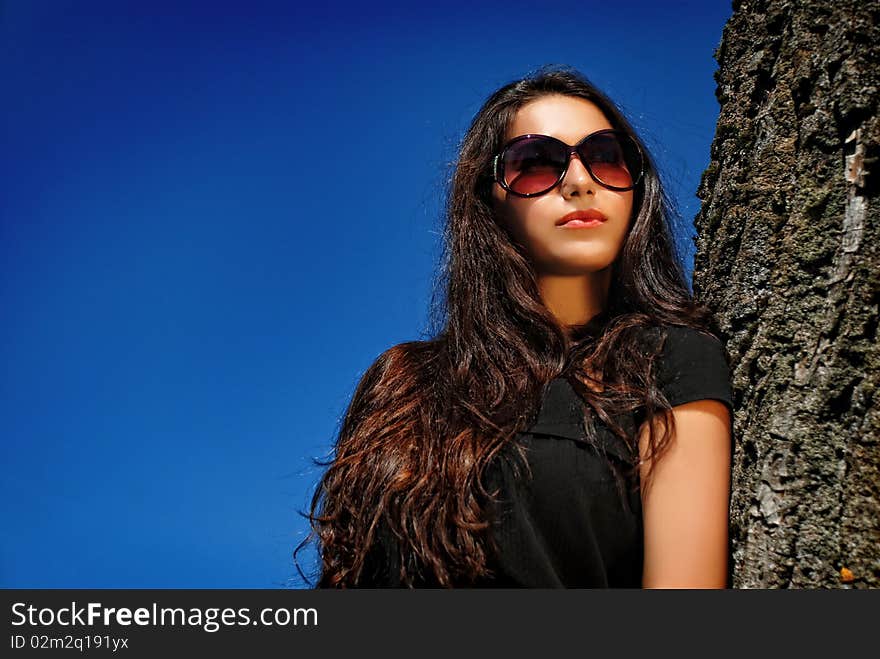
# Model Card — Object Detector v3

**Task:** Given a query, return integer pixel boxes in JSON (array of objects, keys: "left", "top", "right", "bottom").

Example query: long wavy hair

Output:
[{"left": 297, "top": 65, "right": 721, "bottom": 588}]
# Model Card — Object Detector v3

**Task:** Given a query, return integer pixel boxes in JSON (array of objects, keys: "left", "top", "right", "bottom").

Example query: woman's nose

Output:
[{"left": 560, "top": 152, "right": 597, "bottom": 197}]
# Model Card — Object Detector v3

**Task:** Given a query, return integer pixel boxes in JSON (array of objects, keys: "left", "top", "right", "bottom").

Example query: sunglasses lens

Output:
[
  {"left": 502, "top": 137, "right": 567, "bottom": 195},
  {"left": 581, "top": 132, "right": 641, "bottom": 189}
]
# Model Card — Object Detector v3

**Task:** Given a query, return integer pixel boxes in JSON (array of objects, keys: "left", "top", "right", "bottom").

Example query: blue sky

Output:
[{"left": 1, "top": 0, "right": 733, "bottom": 587}]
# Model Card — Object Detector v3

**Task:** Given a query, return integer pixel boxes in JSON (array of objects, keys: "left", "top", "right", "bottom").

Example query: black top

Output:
[{"left": 355, "top": 324, "right": 734, "bottom": 588}]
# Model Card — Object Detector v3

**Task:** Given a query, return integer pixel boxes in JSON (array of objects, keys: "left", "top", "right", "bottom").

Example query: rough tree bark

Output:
[{"left": 692, "top": 0, "right": 879, "bottom": 588}]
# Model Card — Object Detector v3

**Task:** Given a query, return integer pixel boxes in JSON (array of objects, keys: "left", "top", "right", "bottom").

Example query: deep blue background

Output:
[{"left": 1, "top": 0, "right": 733, "bottom": 587}]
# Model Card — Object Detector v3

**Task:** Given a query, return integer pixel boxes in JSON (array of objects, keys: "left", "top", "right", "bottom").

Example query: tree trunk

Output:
[{"left": 692, "top": 0, "right": 879, "bottom": 588}]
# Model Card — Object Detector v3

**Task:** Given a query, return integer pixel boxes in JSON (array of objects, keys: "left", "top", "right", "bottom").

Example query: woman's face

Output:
[{"left": 491, "top": 94, "right": 635, "bottom": 276}]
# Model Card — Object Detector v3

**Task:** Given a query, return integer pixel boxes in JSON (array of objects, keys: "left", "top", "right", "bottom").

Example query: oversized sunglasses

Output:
[{"left": 493, "top": 129, "right": 644, "bottom": 197}]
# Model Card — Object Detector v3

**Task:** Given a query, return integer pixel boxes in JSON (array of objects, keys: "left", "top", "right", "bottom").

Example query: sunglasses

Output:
[{"left": 492, "top": 129, "right": 644, "bottom": 197}]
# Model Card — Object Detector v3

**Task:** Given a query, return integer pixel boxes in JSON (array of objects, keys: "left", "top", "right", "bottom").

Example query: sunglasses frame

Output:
[{"left": 492, "top": 129, "right": 645, "bottom": 197}]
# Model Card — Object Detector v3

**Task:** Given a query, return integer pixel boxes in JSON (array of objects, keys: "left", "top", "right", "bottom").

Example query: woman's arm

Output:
[{"left": 638, "top": 399, "right": 733, "bottom": 588}]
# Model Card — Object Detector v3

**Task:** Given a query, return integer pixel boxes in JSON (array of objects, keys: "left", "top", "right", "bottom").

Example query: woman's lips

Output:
[
  {"left": 560, "top": 218, "right": 604, "bottom": 228},
  {"left": 556, "top": 209, "right": 607, "bottom": 228}
]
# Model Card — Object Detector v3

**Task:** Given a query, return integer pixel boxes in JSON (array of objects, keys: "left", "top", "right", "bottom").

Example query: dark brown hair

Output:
[{"left": 297, "top": 65, "right": 720, "bottom": 588}]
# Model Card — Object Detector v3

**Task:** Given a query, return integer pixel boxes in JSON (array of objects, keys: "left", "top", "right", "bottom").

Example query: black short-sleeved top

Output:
[{"left": 355, "top": 325, "right": 734, "bottom": 588}]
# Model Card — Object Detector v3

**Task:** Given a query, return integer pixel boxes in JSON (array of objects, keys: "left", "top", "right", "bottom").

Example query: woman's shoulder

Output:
[
  {"left": 655, "top": 323, "right": 726, "bottom": 359},
  {"left": 351, "top": 338, "right": 443, "bottom": 402},
  {"left": 364, "top": 338, "right": 443, "bottom": 378},
  {"left": 647, "top": 323, "right": 733, "bottom": 412}
]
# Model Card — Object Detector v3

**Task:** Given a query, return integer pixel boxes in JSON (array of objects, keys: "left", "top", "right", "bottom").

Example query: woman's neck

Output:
[{"left": 536, "top": 268, "right": 611, "bottom": 329}]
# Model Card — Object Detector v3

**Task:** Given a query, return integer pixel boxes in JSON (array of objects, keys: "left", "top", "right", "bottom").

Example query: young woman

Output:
[{"left": 300, "top": 66, "right": 734, "bottom": 588}]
